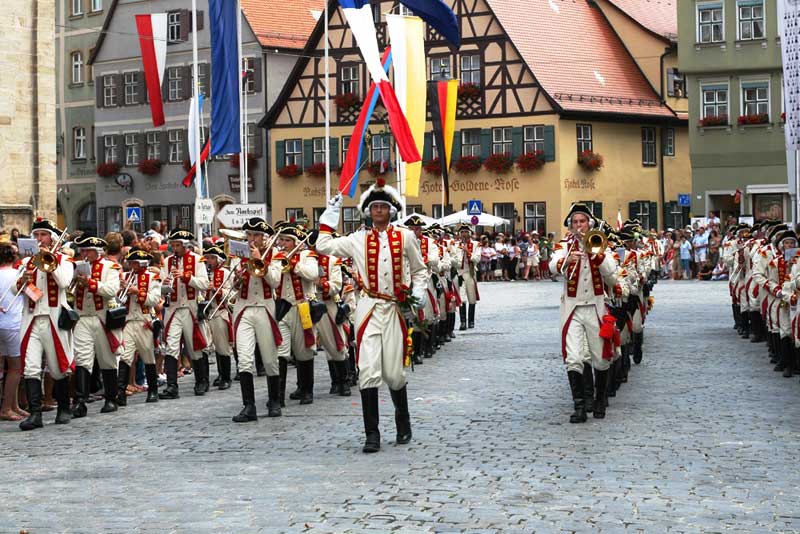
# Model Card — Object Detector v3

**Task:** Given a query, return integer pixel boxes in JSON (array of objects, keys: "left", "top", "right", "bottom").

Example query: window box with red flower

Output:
[
  {"left": 453, "top": 155, "right": 481, "bottom": 174},
  {"left": 335, "top": 92, "right": 360, "bottom": 111},
  {"left": 698, "top": 115, "right": 728, "bottom": 127},
  {"left": 368, "top": 160, "right": 390, "bottom": 177},
  {"left": 306, "top": 162, "right": 327, "bottom": 177},
  {"left": 137, "top": 158, "right": 162, "bottom": 176},
  {"left": 423, "top": 158, "right": 441, "bottom": 175},
  {"left": 577, "top": 150, "right": 603, "bottom": 172},
  {"left": 230, "top": 152, "right": 257, "bottom": 173},
  {"left": 483, "top": 153, "right": 513, "bottom": 174},
  {"left": 277, "top": 164, "right": 302, "bottom": 178},
  {"left": 457, "top": 83, "right": 481, "bottom": 100},
  {"left": 516, "top": 151, "right": 545, "bottom": 172},
  {"left": 96, "top": 161, "right": 121, "bottom": 177},
  {"left": 737, "top": 113, "right": 769, "bottom": 126}
]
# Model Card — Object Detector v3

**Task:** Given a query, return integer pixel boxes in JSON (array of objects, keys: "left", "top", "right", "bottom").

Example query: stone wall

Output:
[{"left": 0, "top": 0, "right": 57, "bottom": 233}]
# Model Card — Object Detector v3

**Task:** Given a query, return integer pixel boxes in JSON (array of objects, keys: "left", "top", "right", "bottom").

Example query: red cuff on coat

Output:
[{"left": 320, "top": 224, "right": 335, "bottom": 234}]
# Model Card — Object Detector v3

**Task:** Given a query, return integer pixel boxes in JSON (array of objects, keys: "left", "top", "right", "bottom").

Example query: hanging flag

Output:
[
  {"left": 135, "top": 14, "right": 168, "bottom": 127},
  {"left": 386, "top": 14, "right": 426, "bottom": 197},
  {"left": 616, "top": 210, "right": 623, "bottom": 230},
  {"left": 187, "top": 95, "right": 205, "bottom": 192},
  {"left": 182, "top": 139, "right": 211, "bottom": 188},
  {"left": 338, "top": 0, "right": 420, "bottom": 164},
  {"left": 428, "top": 79, "right": 458, "bottom": 206},
  {"left": 398, "top": 0, "right": 460, "bottom": 48},
  {"left": 734, "top": 188, "right": 743, "bottom": 204},
  {"left": 338, "top": 49, "right": 393, "bottom": 197},
  {"left": 209, "top": 0, "right": 241, "bottom": 155}
]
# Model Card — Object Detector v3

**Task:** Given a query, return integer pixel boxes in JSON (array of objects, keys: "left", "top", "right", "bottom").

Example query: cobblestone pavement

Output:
[{"left": 3, "top": 280, "right": 800, "bottom": 533}]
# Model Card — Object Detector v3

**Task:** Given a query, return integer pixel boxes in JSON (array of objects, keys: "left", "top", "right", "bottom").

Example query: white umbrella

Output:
[{"left": 441, "top": 209, "right": 510, "bottom": 227}]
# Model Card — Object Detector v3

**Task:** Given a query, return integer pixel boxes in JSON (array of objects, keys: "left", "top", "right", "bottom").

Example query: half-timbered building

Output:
[{"left": 262, "top": 0, "right": 690, "bottom": 233}]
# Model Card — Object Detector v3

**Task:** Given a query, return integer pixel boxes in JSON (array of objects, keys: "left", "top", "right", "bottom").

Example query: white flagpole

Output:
[
  {"left": 191, "top": 0, "right": 203, "bottom": 241},
  {"left": 324, "top": 0, "right": 331, "bottom": 203},
  {"left": 237, "top": 0, "right": 247, "bottom": 204}
]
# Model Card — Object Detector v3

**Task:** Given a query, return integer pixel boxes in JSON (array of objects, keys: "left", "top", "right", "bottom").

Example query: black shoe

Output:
[
  {"left": 468, "top": 304, "right": 475, "bottom": 329},
  {"left": 328, "top": 361, "right": 338, "bottom": 394},
  {"left": 233, "top": 372, "right": 258, "bottom": 422},
  {"left": 593, "top": 369, "right": 608, "bottom": 419},
  {"left": 53, "top": 378, "right": 71, "bottom": 425},
  {"left": 298, "top": 359, "right": 314, "bottom": 405},
  {"left": 335, "top": 361, "right": 351, "bottom": 397},
  {"left": 633, "top": 333, "right": 643, "bottom": 365},
  {"left": 567, "top": 371, "right": 587, "bottom": 423},
  {"left": 71, "top": 366, "right": 90, "bottom": 418},
  {"left": 278, "top": 358, "right": 288, "bottom": 408},
  {"left": 19, "top": 379, "right": 43, "bottom": 431},
  {"left": 390, "top": 386, "right": 412, "bottom": 445},
  {"left": 194, "top": 358, "right": 207, "bottom": 396},
  {"left": 218, "top": 354, "right": 232, "bottom": 390},
  {"left": 411, "top": 330, "right": 424, "bottom": 365},
  {"left": 116, "top": 362, "right": 130, "bottom": 407},
  {"left": 266, "top": 375, "right": 282, "bottom": 417},
  {"left": 459, "top": 304, "right": 468, "bottom": 331},
  {"left": 582, "top": 363, "right": 594, "bottom": 414},
  {"left": 145, "top": 364, "right": 159, "bottom": 403},
  {"left": 100, "top": 369, "right": 119, "bottom": 413},
  {"left": 159, "top": 357, "right": 180, "bottom": 399},
  {"left": 360, "top": 388, "right": 380, "bottom": 453}
]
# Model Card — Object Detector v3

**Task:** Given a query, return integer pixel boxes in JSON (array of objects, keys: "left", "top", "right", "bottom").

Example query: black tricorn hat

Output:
[
  {"left": 203, "top": 244, "right": 227, "bottom": 261},
  {"left": 125, "top": 248, "right": 153, "bottom": 262},
  {"left": 74, "top": 234, "right": 107, "bottom": 249},
  {"left": 563, "top": 203, "right": 596, "bottom": 227},
  {"left": 168, "top": 229, "right": 195, "bottom": 242},
  {"left": 403, "top": 214, "right": 427, "bottom": 227},
  {"left": 278, "top": 222, "right": 308, "bottom": 242},
  {"left": 31, "top": 217, "right": 62, "bottom": 237},
  {"left": 242, "top": 217, "right": 274, "bottom": 235}
]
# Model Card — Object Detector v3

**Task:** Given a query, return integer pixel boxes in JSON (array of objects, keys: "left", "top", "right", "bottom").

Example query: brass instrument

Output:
[
  {"left": 276, "top": 233, "right": 313, "bottom": 273},
  {"left": 583, "top": 229, "right": 608, "bottom": 255},
  {"left": 246, "top": 231, "right": 281, "bottom": 277},
  {"left": 0, "top": 228, "right": 69, "bottom": 309}
]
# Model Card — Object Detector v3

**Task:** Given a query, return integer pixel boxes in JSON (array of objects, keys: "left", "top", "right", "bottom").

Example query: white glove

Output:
[{"left": 319, "top": 194, "right": 343, "bottom": 229}]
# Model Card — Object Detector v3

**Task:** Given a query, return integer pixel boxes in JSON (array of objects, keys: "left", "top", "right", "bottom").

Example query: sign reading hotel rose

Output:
[{"left": 563, "top": 177, "right": 596, "bottom": 191}]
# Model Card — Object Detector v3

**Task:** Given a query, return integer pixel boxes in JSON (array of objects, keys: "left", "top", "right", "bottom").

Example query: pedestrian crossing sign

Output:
[
  {"left": 467, "top": 200, "right": 483, "bottom": 216},
  {"left": 126, "top": 206, "right": 142, "bottom": 223}
]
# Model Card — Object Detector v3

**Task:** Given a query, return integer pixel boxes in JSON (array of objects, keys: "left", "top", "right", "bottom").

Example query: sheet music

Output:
[
  {"left": 228, "top": 240, "right": 251, "bottom": 259},
  {"left": 17, "top": 238, "right": 36, "bottom": 257}
]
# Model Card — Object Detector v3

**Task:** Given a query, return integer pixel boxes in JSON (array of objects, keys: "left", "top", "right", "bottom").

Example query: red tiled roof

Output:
[
  {"left": 486, "top": 0, "right": 675, "bottom": 119},
  {"left": 241, "top": 0, "right": 325, "bottom": 49},
  {"left": 607, "top": 0, "right": 677, "bottom": 41}
]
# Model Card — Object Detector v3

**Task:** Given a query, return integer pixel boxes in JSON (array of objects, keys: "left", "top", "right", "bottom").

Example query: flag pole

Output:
[
  {"left": 191, "top": 0, "right": 204, "bottom": 241},
  {"left": 237, "top": 0, "right": 247, "bottom": 204},
  {"left": 324, "top": 0, "right": 331, "bottom": 204}
]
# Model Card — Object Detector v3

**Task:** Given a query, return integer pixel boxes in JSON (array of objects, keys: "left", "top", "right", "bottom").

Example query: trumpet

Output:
[
  {"left": 275, "top": 233, "right": 313, "bottom": 273},
  {"left": 246, "top": 232, "right": 281, "bottom": 277},
  {"left": 0, "top": 227, "right": 69, "bottom": 310}
]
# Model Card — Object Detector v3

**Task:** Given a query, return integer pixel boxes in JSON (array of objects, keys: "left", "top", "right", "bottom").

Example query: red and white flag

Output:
[
  {"left": 616, "top": 210, "right": 623, "bottom": 230},
  {"left": 135, "top": 14, "right": 167, "bottom": 127}
]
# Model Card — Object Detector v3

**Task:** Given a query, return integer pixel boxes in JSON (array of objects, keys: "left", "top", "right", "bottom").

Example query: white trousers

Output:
[
  {"left": 236, "top": 307, "right": 279, "bottom": 376},
  {"left": 120, "top": 320, "right": 155, "bottom": 366},
  {"left": 74, "top": 315, "right": 118, "bottom": 371},
  {"left": 317, "top": 301, "right": 347, "bottom": 362},
  {"left": 165, "top": 307, "right": 204, "bottom": 361},
  {"left": 564, "top": 305, "right": 610, "bottom": 374},
  {"left": 23, "top": 316, "right": 71, "bottom": 380},
  {"left": 459, "top": 272, "right": 478, "bottom": 305},
  {"left": 277, "top": 306, "right": 315, "bottom": 363},
  {"left": 357, "top": 301, "right": 406, "bottom": 391},
  {"left": 206, "top": 315, "right": 232, "bottom": 356}
]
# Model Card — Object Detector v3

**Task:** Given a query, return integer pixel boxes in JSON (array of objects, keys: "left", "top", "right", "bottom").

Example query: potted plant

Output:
[
  {"left": 483, "top": 153, "right": 514, "bottom": 174},
  {"left": 368, "top": 160, "right": 389, "bottom": 177},
  {"left": 698, "top": 115, "right": 728, "bottom": 127},
  {"left": 577, "top": 150, "right": 604, "bottom": 172},
  {"left": 137, "top": 158, "right": 162, "bottom": 176},
  {"left": 516, "top": 151, "right": 545, "bottom": 172},
  {"left": 306, "top": 162, "right": 327, "bottom": 177},
  {"left": 96, "top": 161, "right": 121, "bottom": 178},
  {"left": 737, "top": 113, "right": 769, "bottom": 126},
  {"left": 457, "top": 83, "right": 481, "bottom": 100},
  {"left": 423, "top": 157, "right": 441, "bottom": 175},
  {"left": 453, "top": 155, "right": 481, "bottom": 174},
  {"left": 335, "top": 92, "right": 360, "bottom": 111},
  {"left": 277, "top": 164, "right": 302, "bottom": 178}
]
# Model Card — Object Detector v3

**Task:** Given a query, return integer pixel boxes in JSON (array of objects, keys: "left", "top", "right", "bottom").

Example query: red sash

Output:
[{"left": 421, "top": 237, "right": 429, "bottom": 263}]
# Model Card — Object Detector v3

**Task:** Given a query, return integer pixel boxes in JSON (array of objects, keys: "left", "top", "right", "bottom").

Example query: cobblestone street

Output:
[{"left": 3, "top": 280, "right": 800, "bottom": 533}]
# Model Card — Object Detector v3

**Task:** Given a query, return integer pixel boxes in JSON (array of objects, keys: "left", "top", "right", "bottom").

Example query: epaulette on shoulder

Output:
[
  {"left": 554, "top": 243, "right": 564, "bottom": 251},
  {"left": 305, "top": 251, "right": 318, "bottom": 258},
  {"left": 760, "top": 249, "right": 768, "bottom": 258},
  {"left": 343, "top": 283, "right": 354, "bottom": 293}
]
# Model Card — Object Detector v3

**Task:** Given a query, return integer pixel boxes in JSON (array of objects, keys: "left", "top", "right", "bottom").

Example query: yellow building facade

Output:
[{"left": 262, "top": 0, "right": 690, "bottom": 234}]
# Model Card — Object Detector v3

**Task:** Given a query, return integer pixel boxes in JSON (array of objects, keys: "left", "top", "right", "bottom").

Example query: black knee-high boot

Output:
[
  {"left": 232, "top": 372, "right": 257, "bottom": 423},
  {"left": 360, "top": 388, "right": 380, "bottom": 453},
  {"left": 100, "top": 369, "right": 119, "bottom": 413},
  {"left": 567, "top": 370, "right": 587, "bottom": 423},
  {"left": 582, "top": 362, "right": 594, "bottom": 414},
  {"left": 19, "top": 378, "right": 43, "bottom": 431},
  {"left": 389, "top": 386, "right": 412, "bottom": 444},
  {"left": 159, "top": 357, "right": 180, "bottom": 399},
  {"left": 458, "top": 304, "right": 467, "bottom": 331},
  {"left": 72, "top": 366, "right": 90, "bottom": 417},
  {"left": 145, "top": 364, "right": 159, "bottom": 403},
  {"left": 53, "top": 378, "right": 72, "bottom": 425},
  {"left": 593, "top": 369, "right": 609, "bottom": 419},
  {"left": 732, "top": 304, "right": 740, "bottom": 330},
  {"left": 740, "top": 311, "right": 750, "bottom": 339},
  {"left": 750, "top": 311, "right": 765, "bottom": 343},
  {"left": 278, "top": 357, "right": 288, "bottom": 407},
  {"left": 116, "top": 362, "right": 130, "bottom": 406}
]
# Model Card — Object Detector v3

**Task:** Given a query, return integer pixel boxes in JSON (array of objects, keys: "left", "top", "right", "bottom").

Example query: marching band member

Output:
[
  {"left": 403, "top": 215, "right": 439, "bottom": 364},
  {"left": 71, "top": 234, "right": 123, "bottom": 417},
  {"left": 17, "top": 218, "right": 74, "bottom": 431},
  {"left": 117, "top": 248, "right": 162, "bottom": 405},
  {"left": 159, "top": 229, "right": 209, "bottom": 399},
  {"left": 231, "top": 218, "right": 282, "bottom": 422},
  {"left": 763, "top": 228, "right": 796, "bottom": 375},
  {"left": 549, "top": 204, "right": 619, "bottom": 424},
  {"left": 310, "top": 233, "right": 351, "bottom": 396},
  {"left": 315, "top": 178, "right": 427, "bottom": 453},
  {"left": 752, "top": 223, "right": 787, "bottom": 366},
  {"left": 272, "top": 222, "right": 319, "bottom": 406},
  {"left": 203, "top": 244, "right": 234, "bottom": 391},
  {"left": 620, "top": 224, "right": 647, "bottom": 365},
  {"left": 455, "top": 224, "right": 480, "bottom": 331}
]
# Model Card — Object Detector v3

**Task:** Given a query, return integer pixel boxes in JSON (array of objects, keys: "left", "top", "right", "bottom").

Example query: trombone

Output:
[
  {"left": 275, "top": 233, "right": 313, "bottom": 273},
  {"left": 245, "top": 231, "right": 282, "bottom": 277},
  {"left": 0, "top": 227, "right": 69, "bottom": 310},
  {"left": 564, "top": 223, "right": 608, "bottom": 279}
]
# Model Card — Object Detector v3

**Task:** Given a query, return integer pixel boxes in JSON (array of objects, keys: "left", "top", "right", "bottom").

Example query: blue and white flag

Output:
[{"left": 209, "top": 0, "right": 240, "bottom": 155}]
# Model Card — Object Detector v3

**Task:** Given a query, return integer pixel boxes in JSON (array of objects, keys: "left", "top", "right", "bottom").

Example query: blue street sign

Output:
[
  {"left": 126, "top": 206, "right": 142, "bottom": 223},
  {"left": 467, "top": 199, "right": 483, "bottom": 216},
  {"left": 677, "top": 194, "right": 691, "bottom": 207}
]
